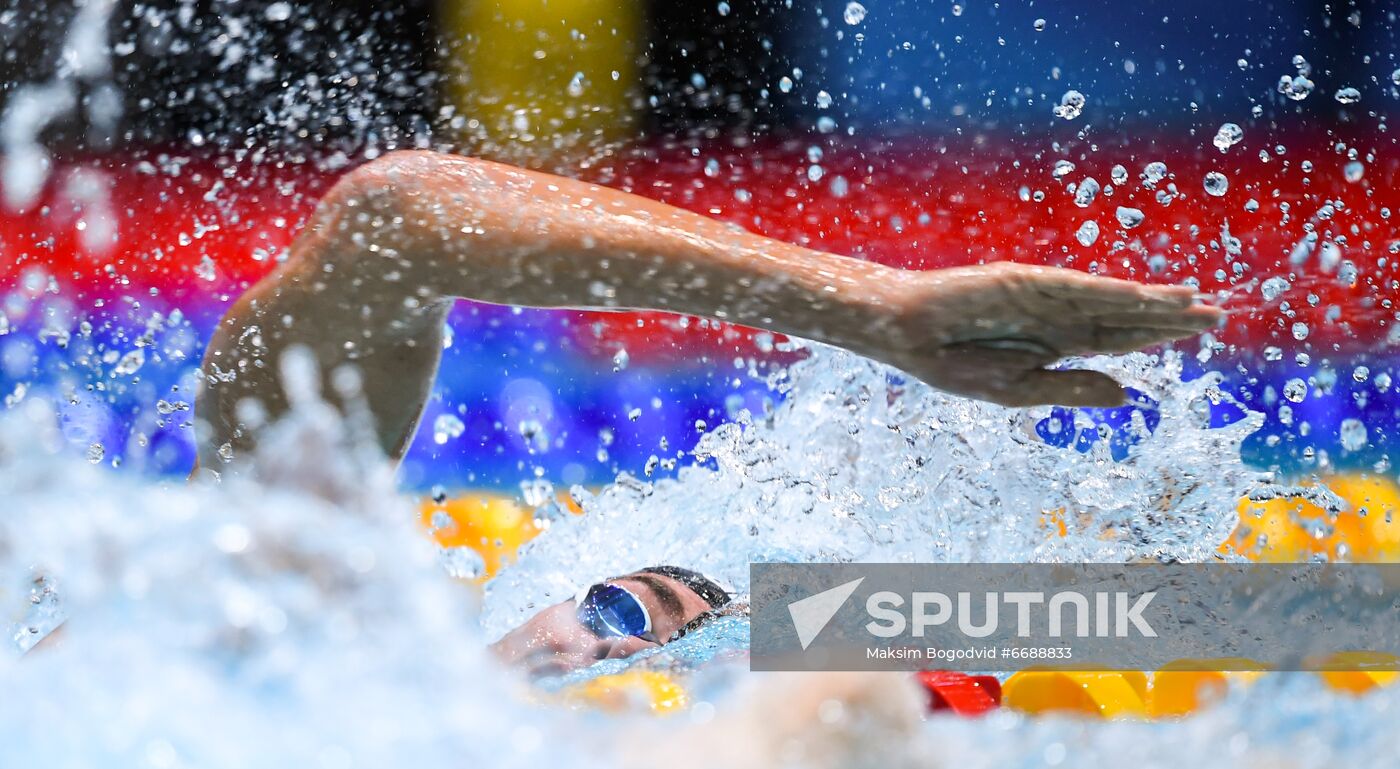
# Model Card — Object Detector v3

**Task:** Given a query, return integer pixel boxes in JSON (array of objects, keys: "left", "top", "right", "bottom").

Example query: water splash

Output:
[
  {"left": 0, "top": 375, "right": 585, "bottom": 769},
  {"left": 483, "top": 345, "right": 1267, "bottom": 637}
]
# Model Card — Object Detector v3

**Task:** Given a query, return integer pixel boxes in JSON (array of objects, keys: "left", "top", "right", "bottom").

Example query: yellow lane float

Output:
[
  {"left": 1147, "top": 660, "right": 1264, "bottom": 718},
  {"left": 1225, "top": 473, "right": 1400, "bottom": 562},
  {"left": 1002, "top": 670, "right": 1149, "bottom": 718},
  {"left": 564, "top": 670, "right": 690, "bottom": 714},
  {"left": 1312, "top": 651, "right": 1400, "bottom": 695},
  {"left": 1005, "top": 663, "right": 1271, "bottom": 719},
  {"left": 420, "top": 494, "right": 544, "bottom": 579}
]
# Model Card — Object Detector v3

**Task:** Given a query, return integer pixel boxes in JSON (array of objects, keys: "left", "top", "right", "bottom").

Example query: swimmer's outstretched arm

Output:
[{"left": 198, "top": 151, "right": 1219, "bottom": 468}]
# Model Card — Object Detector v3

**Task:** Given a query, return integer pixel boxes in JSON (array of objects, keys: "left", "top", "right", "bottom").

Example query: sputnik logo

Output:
[{"left": 787, "top": 577, "right": 865, "bottom": 650}]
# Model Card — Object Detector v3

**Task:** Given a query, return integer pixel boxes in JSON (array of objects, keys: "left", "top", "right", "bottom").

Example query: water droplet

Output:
[
  {"left": 843, "top": 1, "right": 866, "bottom": 25},
  {"left": 86, "top": 442, "right": 104, "bottom": 464},
  {"left": 1141, "top": 161, "right": 1168, "bottom": 187},
  {"left": 1051, "top": 160, "right": 1075, "bottom": 180},
  {"left": 1261, "top": 276, "right": 1290, "bottom": 301},
  {"left": 1053, "top": 90, "right": 1085, "bottom": 120},
  {"left": 1033, "top": 18, "right": 1046, "bottom": 31},
  {"left": 1203, "top": 172, "right": 1229, "bottom": 197},
  {"left": 1339, "top": 418, "right": 1368, "bottom": 452},
  {"left": 1393, "top": 68, "right": 1400, "bottom": 86},
  {"left": 566, "top": 72, "right": 586, "bottom": 98},
  {"left": 1110, "top": 164, "right": 1128, "bottom": 185},
  {"left": 1212, "top": 123, "right": 1244, "bottom": 153},
  {"left": 1283, "top": 378, "right": 1307, "bottom": 403},
  {"left": 1344, "top": 160, "right": 1364, "bottom": 183},
  {"left": 1277, "top": 74, "right": 1315, "bottom": 101},
  {"left": 1075, "top": 220, "right": 1100, "bottom": 246},
  {"left": 114, "top": 348, "right": 145, "bottom": 376},
  {"left": 1115, "top": 206, "right": 1145, "bottom": 229},
  {"left": 156, "top": 399, "right": 188, "bottom": 415},
  {"left": 518, "top": 418, "right": 547, "bottom": 447},
  {"left": 433, "top": 414, "right": 466, "bottom": 444},
  {"left": 612, "top": 348, "right": 630, "bottom": 372},
  {"left": 1334, "top": 87, "right": 1361, "bottom": 105},
  {"left": 265, "top": 1, "right": 292, "bottom": 21},
  {"left": 1291, "top": 321, "right": 1310, "bottom": 341},
  {"left": 1073, "top": 177, "right": 1100, "bottom": 208},
  {"left": 778, "top": 76, "right": 793, "bottom": 93}
]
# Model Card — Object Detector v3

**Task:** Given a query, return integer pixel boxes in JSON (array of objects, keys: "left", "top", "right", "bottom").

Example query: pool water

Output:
[{"left": 4, "top": 340, "right": 1391, "bottom": 768}]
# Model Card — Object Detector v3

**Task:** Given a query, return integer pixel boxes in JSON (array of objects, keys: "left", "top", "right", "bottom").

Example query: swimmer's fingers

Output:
[
  {"left": 1032, "top": 271, "right": 1200, "bottom": 312},
  {"left": 921, "top": 344, "right": 1125, "bottom": 408},
  {"left": 1091, "top": 304, "right": 1223, "bottom": 329}
]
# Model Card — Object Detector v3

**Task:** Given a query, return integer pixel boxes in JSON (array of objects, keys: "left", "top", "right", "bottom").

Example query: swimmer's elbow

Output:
[
  {"left": 314, "top": 151, "right": 499, "bottom": 251},
  {"left": 321, "top": 150, "right": 442, "bottom": 219},
  {"left": 289, "top": 151, "right": 440, "bottom": 269}
]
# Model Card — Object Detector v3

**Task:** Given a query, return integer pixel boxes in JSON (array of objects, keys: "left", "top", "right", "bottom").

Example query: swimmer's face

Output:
[{"left": 491, "top": 571, "right": 713, "bottom": 678}]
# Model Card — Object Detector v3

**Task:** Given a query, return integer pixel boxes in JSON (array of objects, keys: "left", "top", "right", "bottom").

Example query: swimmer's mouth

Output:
[
  {"left": 521, "top": 648, "right": 579, "bottom": 680},
  {"left": 526, "top": 659, "right": 574, "bottom": 680}
]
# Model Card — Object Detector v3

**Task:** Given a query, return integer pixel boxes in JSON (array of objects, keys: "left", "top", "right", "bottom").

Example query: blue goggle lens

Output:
[{"left": 577, "top": 584, "right": 650, "bottom": 638}]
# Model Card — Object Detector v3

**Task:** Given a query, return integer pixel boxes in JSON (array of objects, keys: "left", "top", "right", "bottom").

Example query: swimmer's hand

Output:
[{"left": 869, "top": 263, "right": 1222, "bottom": 408}]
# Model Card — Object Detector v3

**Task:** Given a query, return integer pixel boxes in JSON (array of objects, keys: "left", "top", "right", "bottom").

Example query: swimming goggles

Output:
[{"left": 574, "top": 582, "right": 655, "bottom": 642}]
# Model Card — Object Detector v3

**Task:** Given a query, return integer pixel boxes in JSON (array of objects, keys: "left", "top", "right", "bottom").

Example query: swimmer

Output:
[
  {"left": 198, "top": 150, "right": 1220, "bottom": 467},
  {"left": 195, "top": 150, "right": 1221, "bottom": 670}
]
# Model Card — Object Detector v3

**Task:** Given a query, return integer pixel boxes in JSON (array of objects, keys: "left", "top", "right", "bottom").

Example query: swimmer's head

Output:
[{"left": 491, "top": 566, "right": 729, "bottom": 678}]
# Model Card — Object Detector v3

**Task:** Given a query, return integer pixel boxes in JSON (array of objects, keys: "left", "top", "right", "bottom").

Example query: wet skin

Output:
[
  {"left": 491, "top": 571, "right": 714, "bottom": 678},
  {"left": 197, "top": 151, "right": 1222, "bottom": 472}
]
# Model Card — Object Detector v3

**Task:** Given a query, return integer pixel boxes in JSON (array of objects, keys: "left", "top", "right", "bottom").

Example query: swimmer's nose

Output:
[{"left": 590, "top": 639, "right": 614, "bottom": 661}]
